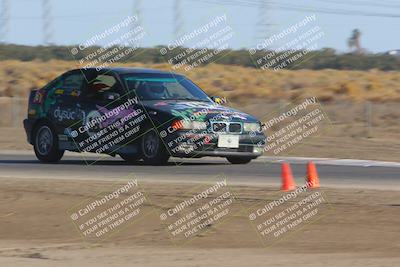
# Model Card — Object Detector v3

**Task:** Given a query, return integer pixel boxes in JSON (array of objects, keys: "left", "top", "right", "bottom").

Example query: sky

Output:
[{"left": 1, "top": 0, "right": 400, "bottom": 53}]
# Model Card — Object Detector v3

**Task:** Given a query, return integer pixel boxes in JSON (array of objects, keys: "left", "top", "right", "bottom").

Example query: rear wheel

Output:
[
  {"left": 33, "top": 122, "right": 64, "bottom": 163},
  {"left": 226, "top": 156, "right": 253, "bottom": 164},
  {"left": 141, "top": 129, "right": 170, "bottom": 165}
]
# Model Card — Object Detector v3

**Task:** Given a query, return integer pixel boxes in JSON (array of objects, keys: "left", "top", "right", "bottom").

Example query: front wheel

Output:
[
  {"left": 141, "top": 129, "right": 170, "bottom": 165},
  {"left": 33, "top": 122, "right": 64, "bottom": 163},
  {"left": 226, "top": 156, "right": 253, "bottom": 164}
]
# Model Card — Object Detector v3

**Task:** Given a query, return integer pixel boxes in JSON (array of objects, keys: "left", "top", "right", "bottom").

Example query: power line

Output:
[
  {"left": 8, "top": 12, "right": 132, "bottom": 20},
  {"left": 193, "top": 0, "right": 400, "bottom": 18},
  {"left": 311, "top": 0, "right": 400, "bottom": 9}
]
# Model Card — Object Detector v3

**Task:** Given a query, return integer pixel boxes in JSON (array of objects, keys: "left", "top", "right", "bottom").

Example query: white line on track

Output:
[{"left": 1, "top": 150, "right": 400, "bottom": 168}]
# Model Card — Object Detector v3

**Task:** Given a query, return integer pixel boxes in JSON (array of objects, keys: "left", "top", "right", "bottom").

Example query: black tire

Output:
[
  {"left": 141, "top": 129, "right": 170, "bottom": 165},
  {"left": 226, "top": 156, "right": 253, "bottom": 164},
  {"left": 33, "top": 122, "right": 64, "bottom": 163},
  {"left": 119, "top": 153, "right": 142, "bottom": 164}
]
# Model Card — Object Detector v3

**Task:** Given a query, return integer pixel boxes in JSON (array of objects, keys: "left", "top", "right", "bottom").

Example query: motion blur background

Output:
[{"left": 0, "top": 0, "right": 399, "bottom": 161}]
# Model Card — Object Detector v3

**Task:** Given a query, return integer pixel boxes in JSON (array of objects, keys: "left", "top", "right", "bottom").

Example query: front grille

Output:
[{"left": 211, "top": 121, "right": 242, "bottom": 134}]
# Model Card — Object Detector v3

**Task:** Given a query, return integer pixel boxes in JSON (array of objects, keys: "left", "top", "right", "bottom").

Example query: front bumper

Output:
[
  {"left": 165, "top": 130, "right": 265, "bottom": 158},
  {"left": 175, "top": 147, "right": 262, "bottom": 158}
]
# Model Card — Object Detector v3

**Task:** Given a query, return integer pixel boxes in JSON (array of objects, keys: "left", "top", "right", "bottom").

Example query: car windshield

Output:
[{"left": 121, "top": 74, "right": 212, "bottom": 102}]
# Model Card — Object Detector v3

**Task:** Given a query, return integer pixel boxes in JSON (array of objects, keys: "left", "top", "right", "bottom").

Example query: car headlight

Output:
[
  {"left": 172, "top": 120, "right": 207, "bottom": 130},
  {"left": 243, "top": 122, "right": 261, "bottom": 132}
]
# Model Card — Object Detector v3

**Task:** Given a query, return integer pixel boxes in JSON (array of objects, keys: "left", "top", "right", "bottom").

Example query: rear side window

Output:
[
  {"left": 63, "top": 73, "right": 84, "bottom": 90},
  {"left": 46, "top": 72, "right": 84, "bottom": 97}
]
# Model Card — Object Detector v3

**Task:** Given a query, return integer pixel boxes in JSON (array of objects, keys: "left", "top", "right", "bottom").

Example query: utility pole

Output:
[
  {"left": 255, "top": 0, "right": 274, "bottom": 46},
  {"left": 0, "top": 0, "right": 10, "bottom": 44},
  {"left": 42, "top": 0, "right": 54, "bottom": 45},
  {"left": 133, "top": 0, "right": 142, "bottom": 28},
  {"left": 174, "top": 0, "right": 184, "bottom": 40}
]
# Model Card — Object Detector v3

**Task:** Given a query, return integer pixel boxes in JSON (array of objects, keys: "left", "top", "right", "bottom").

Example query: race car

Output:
[{"left": 23, "top": 67, "right": 266, "bottom": 165}]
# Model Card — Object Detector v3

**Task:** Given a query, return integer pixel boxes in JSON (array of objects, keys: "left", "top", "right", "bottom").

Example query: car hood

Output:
[{"left": 141, "top": 100, "right": 258, "bottom": 122}]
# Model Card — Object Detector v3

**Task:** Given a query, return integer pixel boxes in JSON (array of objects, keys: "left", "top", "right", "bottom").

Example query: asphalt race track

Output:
[{"left": 0, "top": 151, "right": 399, "bottom": 190}]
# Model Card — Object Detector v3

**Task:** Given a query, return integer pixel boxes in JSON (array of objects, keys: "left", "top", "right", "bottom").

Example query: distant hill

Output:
[{"left": 1, "top": 44, "right": 400, "bottom": 71}]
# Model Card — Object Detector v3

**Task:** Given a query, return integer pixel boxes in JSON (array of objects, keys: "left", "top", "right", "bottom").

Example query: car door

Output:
[{"left": 75, "top": 70, "right": 128, "bottom": 153}]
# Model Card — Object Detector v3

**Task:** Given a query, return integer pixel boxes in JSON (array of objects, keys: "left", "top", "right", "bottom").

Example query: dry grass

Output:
[
  {"left": 1, "top": 60, "right": 400, "bottom": 103},
  {"left": 1, "top": 60, "right": 399, "bottom": 162}
]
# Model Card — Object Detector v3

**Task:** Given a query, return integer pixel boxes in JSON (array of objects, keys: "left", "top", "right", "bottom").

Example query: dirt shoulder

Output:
[{"left": 0, "top": 177, "right": 399, "bottom": 266}]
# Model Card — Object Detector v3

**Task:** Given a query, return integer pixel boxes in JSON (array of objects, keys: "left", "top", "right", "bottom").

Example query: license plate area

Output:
[{"left": 217, "top": 134, "right": 239, "bottom": 148}]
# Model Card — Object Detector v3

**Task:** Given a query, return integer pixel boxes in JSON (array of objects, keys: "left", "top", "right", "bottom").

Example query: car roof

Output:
[{"left": 74, "top": 67, "right": 182, "bottom": 76}]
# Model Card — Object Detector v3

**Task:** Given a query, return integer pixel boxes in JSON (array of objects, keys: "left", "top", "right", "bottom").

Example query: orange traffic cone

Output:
[
  {"left": 306, "top": 161, "right": 320, "bottom": 188},
  {"left": 281, "top": 162, "right": 296, "bottom": 191}
]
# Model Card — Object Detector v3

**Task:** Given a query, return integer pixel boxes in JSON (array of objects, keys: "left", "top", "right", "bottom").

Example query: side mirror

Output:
[
  {"left": 210, "top": 96, "right": 227, "bottom": 104},
  {"left": 103, "top": 92, "right": 120, "bottom": 101}
]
